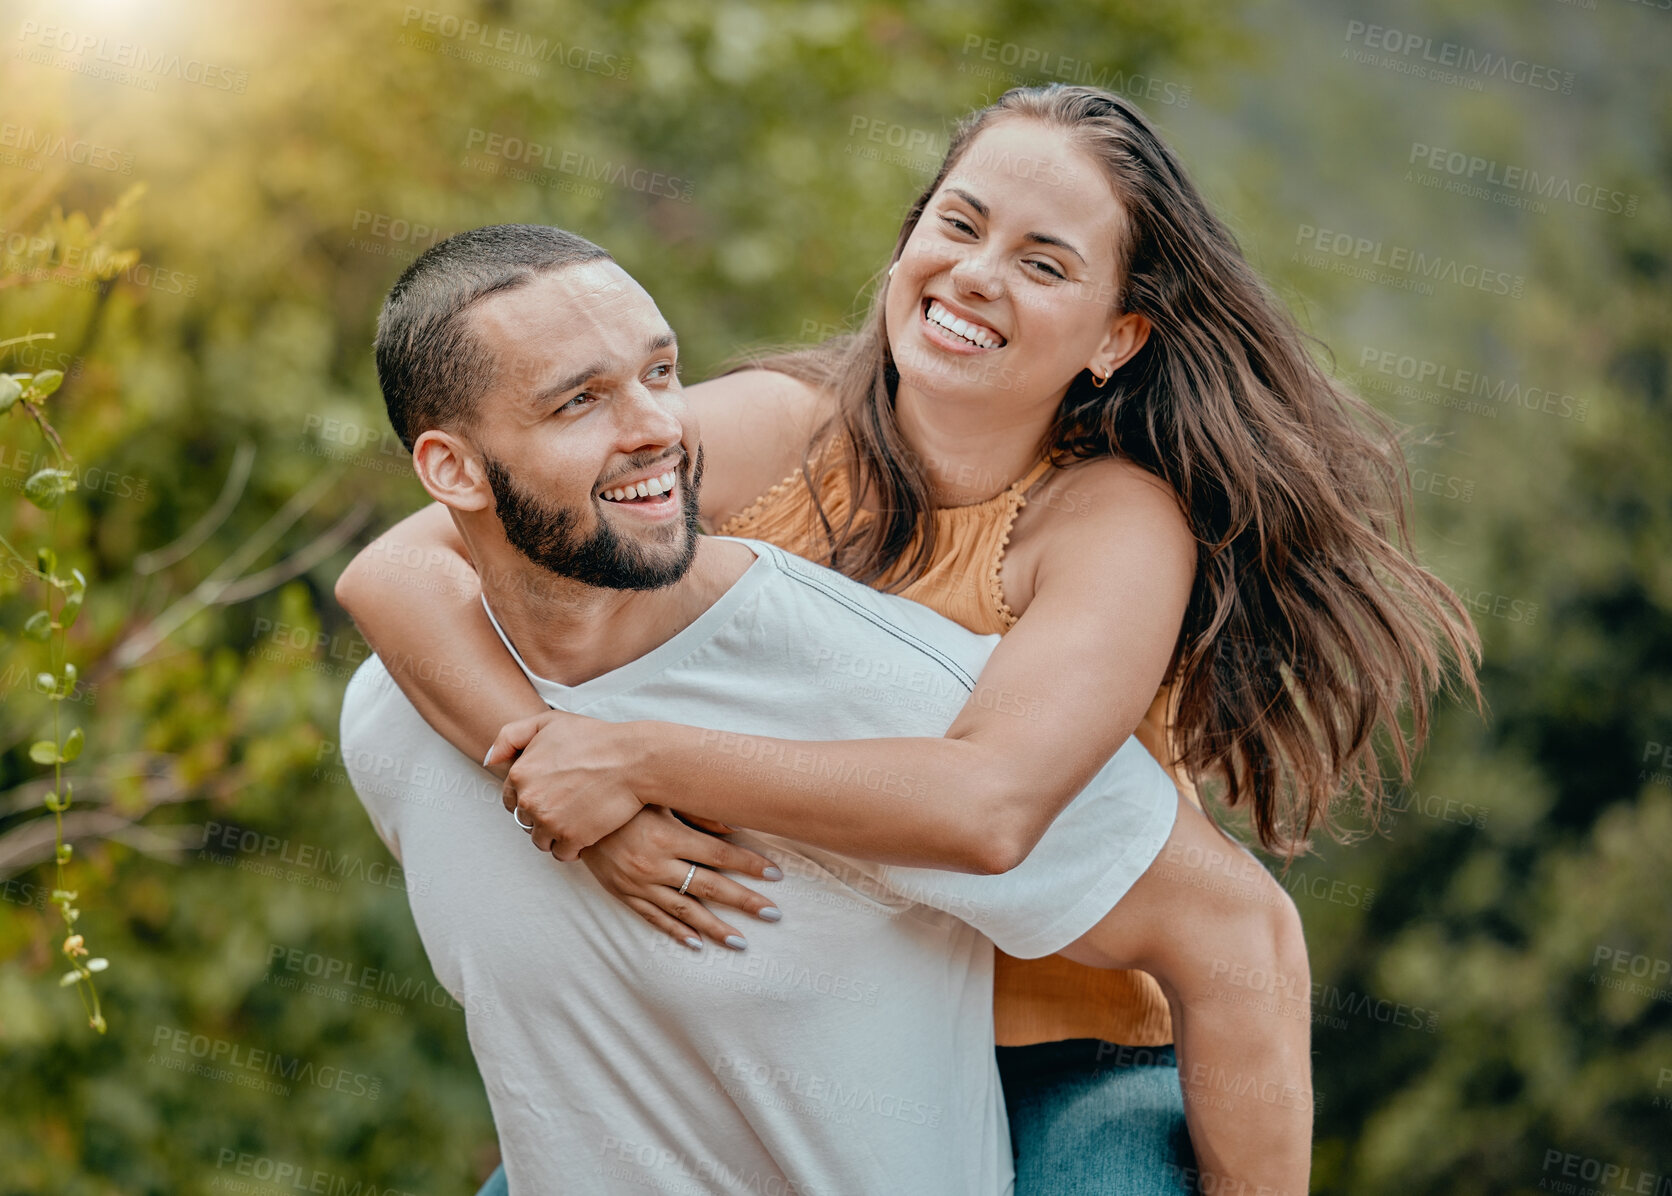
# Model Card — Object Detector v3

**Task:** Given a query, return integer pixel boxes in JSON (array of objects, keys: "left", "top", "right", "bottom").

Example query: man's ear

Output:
[
  {"left": 412, "top": 429, "right": 492, "bottom": 512},
  {"left": 1086, "top": 311, "right": 1153, "bottom": 381}
]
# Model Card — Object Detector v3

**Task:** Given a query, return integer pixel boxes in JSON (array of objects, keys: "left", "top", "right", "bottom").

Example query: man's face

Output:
[{"left": 464, "top": 259, "right": 703, "bottom": 590}]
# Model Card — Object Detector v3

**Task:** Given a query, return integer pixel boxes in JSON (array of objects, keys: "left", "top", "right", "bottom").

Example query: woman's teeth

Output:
[
  {"left": 925, "top": 299, "right": 1003, "bottom": 349},
  {"left": 601, "top": 469, "right": 677, "bottom": 502}
]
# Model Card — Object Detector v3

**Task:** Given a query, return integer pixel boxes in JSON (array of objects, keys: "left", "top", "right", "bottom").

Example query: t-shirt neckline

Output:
[{"left": 480, "top": 538, "right": 769, "bottom": 709}]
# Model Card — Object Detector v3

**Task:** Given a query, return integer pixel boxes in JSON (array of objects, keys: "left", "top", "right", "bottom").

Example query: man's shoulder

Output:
[
  {"left": 729, "top": 538, "right": 999, "bottom": 689},
  {"left": 339, "top": 657, "right": 457, "bottom": 773}
]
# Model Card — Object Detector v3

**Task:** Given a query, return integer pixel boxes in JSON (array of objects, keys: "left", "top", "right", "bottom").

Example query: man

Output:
[{"left": 338, "top": 225, "right": 1311, "bottom": 1194}]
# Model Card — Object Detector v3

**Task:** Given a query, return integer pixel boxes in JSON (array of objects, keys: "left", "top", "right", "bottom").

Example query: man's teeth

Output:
[
  {"left": 925, "top": 300, "right": 1002, "bottom": 349},
  {"left": 601, "top": 469, "right": 678, "bottom": 503}
]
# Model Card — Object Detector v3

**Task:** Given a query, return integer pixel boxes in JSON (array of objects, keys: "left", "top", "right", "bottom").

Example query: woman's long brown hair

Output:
[{"left": 744, "top": 84, "right": 1482, "bottom": 857}]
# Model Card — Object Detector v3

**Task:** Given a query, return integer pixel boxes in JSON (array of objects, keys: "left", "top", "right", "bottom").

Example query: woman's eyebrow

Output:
[{"left": 944, "top": 187, "right": 1086, "bottom": 264}]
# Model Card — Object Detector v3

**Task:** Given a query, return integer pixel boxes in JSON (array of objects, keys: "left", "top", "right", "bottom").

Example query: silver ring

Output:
[
  {"left": 512, "top": 807, "right": 535, "bottom": 832},
  {"left": 677, "top": 863, "right": 698, "bottom": 896}
]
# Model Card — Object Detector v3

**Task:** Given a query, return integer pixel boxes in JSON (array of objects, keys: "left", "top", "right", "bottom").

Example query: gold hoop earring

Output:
[{"left": 1091, "top": 371, "right": 1109, "bottom": 388}]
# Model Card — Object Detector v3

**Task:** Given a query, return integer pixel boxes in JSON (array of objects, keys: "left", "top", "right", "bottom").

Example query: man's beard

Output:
[{"left": 482, "top": 446, "right": 704, "bottom": 591}]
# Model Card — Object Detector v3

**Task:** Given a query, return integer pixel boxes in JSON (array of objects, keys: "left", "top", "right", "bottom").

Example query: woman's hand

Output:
[
  {"left": 493, "top": 710, "right": 651, "bottom": 860},
  {"left": 580, "top": 806, "right": 785, "bottom": 950}
]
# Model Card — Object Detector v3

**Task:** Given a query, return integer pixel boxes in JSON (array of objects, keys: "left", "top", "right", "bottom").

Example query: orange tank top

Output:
[{"left": 717, "top": 447, "right": 1190, "bottom": 1047}]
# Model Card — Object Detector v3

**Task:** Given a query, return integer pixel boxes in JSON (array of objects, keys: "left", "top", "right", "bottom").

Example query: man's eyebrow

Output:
[
  {"left": 943, "top": 187, "right": 1086, "bottom": 265},
  {"left": 530, "top": 332, "right": 678, "bottom": 406},
  {"left": 532, "top": 360, "right": 610, "bottom": 406}
]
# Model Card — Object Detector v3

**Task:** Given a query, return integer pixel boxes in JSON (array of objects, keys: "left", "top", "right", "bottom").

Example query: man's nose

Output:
[{"left": 613, "top": 379, "right": 685, "bottom": 449}]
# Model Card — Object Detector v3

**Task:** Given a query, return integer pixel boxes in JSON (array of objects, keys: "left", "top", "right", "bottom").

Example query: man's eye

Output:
[
  {"left": 560, "top": 393, "right": 597, "bottom": 412},
  {"left": 648, "top": 362, "right": 675, "bottom": 381}
]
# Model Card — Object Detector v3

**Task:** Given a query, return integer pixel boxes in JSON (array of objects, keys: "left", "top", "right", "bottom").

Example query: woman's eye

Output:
[
  {"left": 941, "top": 215, "right": 976, "bottom": 236},
  {"left": 1028, "top": 260, "right": 1066, "bottom": 280}
]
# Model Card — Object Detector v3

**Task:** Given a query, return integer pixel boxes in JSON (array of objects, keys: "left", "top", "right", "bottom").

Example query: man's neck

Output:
[{"left": 477, "top": 536, "right": 755, "bottom": 687}]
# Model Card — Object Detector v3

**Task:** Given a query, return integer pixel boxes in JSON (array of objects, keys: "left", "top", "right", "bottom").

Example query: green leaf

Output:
[
  {"left": 61, "top": 588, "right": 84, "bottom": 629},
  {"left": 23, "top": 610, "right": 53, "bottom": 641},
  {"left": 0, "top": 374, "right": 21, "bottom": 414},
  {"left": 24, "top": 469, "right": 76, "bottom": 511},
  {"left": 62, "top": 726, "right": 84, "bottom": 762},
  {"left": 28, "top": 369, "right": 64, "bottom": 398},
  {"left": 55, "top": 843, "right": 72, "bottom": 864},
  {"left": 62, "top": 662, "right": 78, "bottom": 693},
  {"left": 28, "top": 740, "right": 59, "bottom": 765}
]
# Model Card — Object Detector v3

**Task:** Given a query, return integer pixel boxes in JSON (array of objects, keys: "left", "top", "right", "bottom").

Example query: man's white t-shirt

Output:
[{"left": 340, "top": 537, "right": 1178, "bottom": 1195}]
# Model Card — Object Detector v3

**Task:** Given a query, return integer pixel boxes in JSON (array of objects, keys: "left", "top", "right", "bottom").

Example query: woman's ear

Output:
[
  {"left": 1087, "top": 311, "right": 1153, "bottom": 380},
  {"left": 412, "top": 430, "right": 493, "bottom": 512}
]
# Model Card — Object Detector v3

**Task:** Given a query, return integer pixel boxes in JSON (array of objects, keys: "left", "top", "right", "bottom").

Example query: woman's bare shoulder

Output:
[
  {"left": 688, "top": 368, "right": 837, "bottom": 526},
  {"left": 1035, "top": 456, "right": 1194, "bottom": 559}
]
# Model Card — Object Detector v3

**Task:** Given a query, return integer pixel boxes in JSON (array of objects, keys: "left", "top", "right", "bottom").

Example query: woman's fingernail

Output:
[
  {"left": 758, "top": 907, "right": 782, "bottom": 922},
  {"left": 683, "top": 937, "right": 702, "bottom": 951},
  {"left": 762, "top": 866, "right": 784, "bottom": 881},
  {"left": 724, "top": 935, "right": 748, "bottom": 951}
]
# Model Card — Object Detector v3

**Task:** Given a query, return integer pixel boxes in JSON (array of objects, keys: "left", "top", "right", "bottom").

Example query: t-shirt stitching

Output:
[{"left": 750, "top": 541, "right": 980, "bottom": 692}]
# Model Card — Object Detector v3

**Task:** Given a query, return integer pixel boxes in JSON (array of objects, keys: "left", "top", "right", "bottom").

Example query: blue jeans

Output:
[
  {"left": 997, "top": 1040, "right": 1194, "bottom": 1195},
  {"left": 473, "top": 1039, "right": 1192, "bottom": 1195}
]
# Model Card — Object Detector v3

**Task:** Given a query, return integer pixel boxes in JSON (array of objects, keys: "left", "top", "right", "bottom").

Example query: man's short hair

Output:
[{"left": 374, "top": 224, "right": 611, "bottom": 451}]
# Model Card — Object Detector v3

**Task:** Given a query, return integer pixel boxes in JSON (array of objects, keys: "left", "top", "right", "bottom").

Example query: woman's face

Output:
[{"left": 884, "top": 118, "right": 1142, "bottom": 411}]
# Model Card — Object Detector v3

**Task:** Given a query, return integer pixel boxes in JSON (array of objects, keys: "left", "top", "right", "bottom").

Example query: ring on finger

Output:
[{"left": 677, "top": 862, "right": 698, "bottom": 896}]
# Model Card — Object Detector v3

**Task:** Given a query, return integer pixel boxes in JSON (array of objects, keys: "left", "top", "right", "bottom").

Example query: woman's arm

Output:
[
  {"left": 334, "top": 501, "right": 545, "bottom": 764},
  {"left": 499, "top": 460, "right": 1198, "bottom": 873}
]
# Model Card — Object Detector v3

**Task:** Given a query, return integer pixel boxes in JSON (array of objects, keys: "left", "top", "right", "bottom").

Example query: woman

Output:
[{"left": 338, "top": 86, "right": 1478, "bottom": 1193}]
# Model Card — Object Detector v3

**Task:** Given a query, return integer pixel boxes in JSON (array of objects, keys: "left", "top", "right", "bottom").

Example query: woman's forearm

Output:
[
  {"left": 635, "top": 722, "right": 1064, "bottom": 874},
  {"left": 336, "top": 505, "right": 547, "bottom": 763}
]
